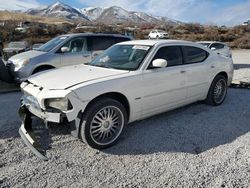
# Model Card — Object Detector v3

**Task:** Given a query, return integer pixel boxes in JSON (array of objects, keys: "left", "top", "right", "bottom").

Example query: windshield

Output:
[
  {"left": 37, "top": 36, "right": 69, "bottom": 52},
  {"left": 8, "top": 42, "right": 26, "bottom": 48},
  {"left": 199, "top": 43, "right": 211, "bottom": 47},
  {"left": 88, "top": 44, "right": 151, "bottom": 71}
]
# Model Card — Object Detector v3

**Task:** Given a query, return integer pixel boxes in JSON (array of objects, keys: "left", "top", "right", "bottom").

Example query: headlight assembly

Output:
[
  {"left": 45, "top": 98, "right": 73, "bottom": 111},
  {"left": 14, "top": 59, "right": 29, "bottom": 71}
]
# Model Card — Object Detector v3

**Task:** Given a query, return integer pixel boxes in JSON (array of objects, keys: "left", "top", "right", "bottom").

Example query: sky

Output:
[{"left": 0, "top": 0, "right": 249, "bottom": 26}]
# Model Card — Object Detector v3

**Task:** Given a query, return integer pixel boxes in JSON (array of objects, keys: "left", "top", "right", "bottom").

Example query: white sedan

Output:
[
  {"left": 19, "top": 40, "right": 234, "bottom": 160},
  {"left": 148, "top": 30, "right": 169, "bottom": 39},
  {"left": 198, "top": 41, "right": 232, "bottom": 58}
]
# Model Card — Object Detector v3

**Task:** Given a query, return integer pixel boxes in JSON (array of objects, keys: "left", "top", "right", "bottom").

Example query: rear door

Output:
[{"left": 182, "top": 46, "right": 211, "bottom": 101}]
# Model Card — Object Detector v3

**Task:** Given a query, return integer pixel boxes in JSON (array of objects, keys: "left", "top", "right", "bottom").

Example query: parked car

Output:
[
  {"left": 18, "top": 39, "right": 234, "bottom": 160},
  {"left": 6, "top": 33, "right": 131, "bottom": 83},
  {"left": 148, "top": 30, "right": 169, "bottom": 39},
  {"left": 3, "top": 41, "right": 30, "bottom": 61},
  {"left": 32, "top": 43, "right": 44, "bottom": 50},
  {"left": 197, "top": 41, "right": 232, "bottom": 58}
]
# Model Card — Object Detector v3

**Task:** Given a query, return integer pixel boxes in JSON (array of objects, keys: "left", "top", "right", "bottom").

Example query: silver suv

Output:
[{"left": 6, "top": 33, "right": 131, "bottom": 83}]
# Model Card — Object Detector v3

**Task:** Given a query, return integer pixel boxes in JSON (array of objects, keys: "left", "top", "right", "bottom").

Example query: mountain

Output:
[
  {"left": 80, "top": 7, "right": 107, "bottom": 21},
  {"left": 95, "top": 6, "right": 144, "bottom": 24},
  {"left": 25, "top": 1, "right": 180, "bottom": 25},
  {"left": 132, "top": 12, "right": 162, "bottom": 23},
  {"left": 26, "top": 1, "right": 89, "bottom": 21}
]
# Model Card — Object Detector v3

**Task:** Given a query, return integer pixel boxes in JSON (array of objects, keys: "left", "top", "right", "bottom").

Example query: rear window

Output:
[
  {"left": 183, "top": 46, "right": 208, "bottom": 64},
  {"left": 87, "top": 36, "right": 130, "bottom": 51},
  {"left": 210, "top": 43, "right": 225, "bottom": 50}
]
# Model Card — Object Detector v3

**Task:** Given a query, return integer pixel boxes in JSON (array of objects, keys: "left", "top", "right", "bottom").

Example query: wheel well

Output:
[
  {"left": 84, "top": 92, "right": 130, "bottom": 119},
  {"left": 217, "top": 72, "right": 228, "bottom": 81},
  {"left": 32, "top": 65, "right": 55, "bottom": 74}
]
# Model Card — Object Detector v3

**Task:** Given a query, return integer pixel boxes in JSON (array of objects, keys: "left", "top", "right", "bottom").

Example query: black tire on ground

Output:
[
  {"left": 206, "top": 75, "right": 228, "bottom": 106},
  {"left": 0, "top": 59, "right": 13, "bottom": 82},
  {"left": 32, "top": 66, "right": 54, "bottom": 75},
  {"left": 80, "top": 98, "right": 128, "bottom": 149}
]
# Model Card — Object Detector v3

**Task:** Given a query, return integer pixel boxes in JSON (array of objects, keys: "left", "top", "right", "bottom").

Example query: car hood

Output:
[
  {"left": 9, "top": 50, "right": 46, "bottom": 62},
  {"left": 28, "top": 65, "right": 129, "bottom": 90}
]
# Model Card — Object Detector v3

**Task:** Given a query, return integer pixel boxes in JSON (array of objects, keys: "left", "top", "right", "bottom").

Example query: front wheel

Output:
[
  {"left": 206, "top": 75, "right": 228, "bottom": 106},
  {"left": 80, "top": 98, "right": 127, "bottom": 149}
]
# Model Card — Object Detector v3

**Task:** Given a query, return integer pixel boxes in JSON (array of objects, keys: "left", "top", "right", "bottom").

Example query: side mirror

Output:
[
  {"left": 61, "top": 47, "right": 69, "bottom": 53},
  {"left": 152, "top": 59, "right": 168, "bottom": 68},
  {"left": 210, "top": 47, "right": 216, "bottom": 51}
]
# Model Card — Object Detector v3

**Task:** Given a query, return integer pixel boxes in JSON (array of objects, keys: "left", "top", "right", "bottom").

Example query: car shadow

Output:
[
  {"left": 234, "top": 64, "right": 250, "bottom": 70},
  {"left": 103, "top": 89, "right": 250, "bottom": 155}
]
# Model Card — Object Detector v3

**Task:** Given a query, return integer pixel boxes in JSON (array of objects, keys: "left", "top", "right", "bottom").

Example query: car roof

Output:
[
  {"left": 60, "top": 33, "right": 131, "bottom": 39},
  {"left": 119, "top": 39, "right": 204, "bottom": 47},
  {"left": 198, "top": 41, "right": 225, "bottom": 45}
]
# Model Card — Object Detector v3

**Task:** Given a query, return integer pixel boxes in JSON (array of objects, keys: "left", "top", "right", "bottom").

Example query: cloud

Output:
[
  {"left": 212, "top": 0, "right": 250, "bottom": 26},
  {"left": 0, "top": 0, "right": 42, "bottom": 11},
  {"left": 78, "top": 0, "right": 250, "bottom": 25}
]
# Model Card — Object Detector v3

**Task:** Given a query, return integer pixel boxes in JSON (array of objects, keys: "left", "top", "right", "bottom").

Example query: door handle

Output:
[
  {"left": 180, "top": 70, "right": 186, "bottom": 74},
  {"left": 211, "top": 65, "right": 215, "bottom": 68}
]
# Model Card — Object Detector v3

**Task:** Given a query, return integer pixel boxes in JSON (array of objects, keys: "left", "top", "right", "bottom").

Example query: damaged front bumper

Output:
[
  {"left": 18, "top": 103, "right": 80, "bottom": 161},
  {"left": 19, "top": 106, "right": 49, "bottom": 161}
]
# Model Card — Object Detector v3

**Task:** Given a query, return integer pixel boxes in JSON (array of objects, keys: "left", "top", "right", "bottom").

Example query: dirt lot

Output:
[{"left": 0, "top": 50, "right": 250, "bottom": 188}]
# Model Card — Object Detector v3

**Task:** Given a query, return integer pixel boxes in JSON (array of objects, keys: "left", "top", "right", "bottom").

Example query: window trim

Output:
[
  {"left": 56, "top": 37, "right": 87, "bottom": 54},
  {"left": 146, "top": 45, "right": 184, "bottom": 69},
  {"left": 182, "top": 46, "right": 209, "bottom": 65}
]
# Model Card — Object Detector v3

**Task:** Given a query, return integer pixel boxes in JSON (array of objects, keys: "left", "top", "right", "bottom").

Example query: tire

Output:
[
  {"left": 206, "top": 75, "right": 228, "bottom": 106},
  {"left": 80, "top": 98, "right": 128, "bottom": 149},
  {"left": 156, "top": 35, "right": 159, "bottom": 39}
]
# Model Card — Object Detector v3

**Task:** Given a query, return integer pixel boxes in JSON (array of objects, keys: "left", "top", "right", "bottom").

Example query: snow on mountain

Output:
[
  {"left": 26, "top": 1, "right": 89, "bottom": 21},
  {"left": 80, "top": 7, "right": 107, "bottom": 21},
  {"left": 132, "top": 12, "right": 161, "bottom": 23},
  {"left": 25, "top": 2, "right": 180, "bottom": 25},
  {"left": 95, "top": 6, "right": 145, "bottom": 24}
]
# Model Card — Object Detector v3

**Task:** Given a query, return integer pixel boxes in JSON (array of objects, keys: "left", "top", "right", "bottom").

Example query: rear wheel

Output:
[
  {"left": 206, "top": 75, "right": 228, "bottom": 106},
  {"left": 80, "top": 98, "right": 127, "bottom": 149}
]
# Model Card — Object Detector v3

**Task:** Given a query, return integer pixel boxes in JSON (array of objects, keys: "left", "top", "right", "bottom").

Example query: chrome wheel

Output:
[
  {"left": 213, "top": 79, "right": 227, "bottom": 104},
  {"left": 90, "top": 106, "right": 124, "bottom": 146}
]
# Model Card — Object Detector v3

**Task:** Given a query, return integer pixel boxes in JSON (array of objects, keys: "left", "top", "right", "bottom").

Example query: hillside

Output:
[{"left": 0, "top": 10, "right": 72, "bottom": 25}]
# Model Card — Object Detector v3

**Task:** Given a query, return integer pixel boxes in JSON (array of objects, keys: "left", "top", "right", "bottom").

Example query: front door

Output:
[
  {"left": 60, "top": 37, "right": 91, "bottom": 67},
  {"left": 140, "top": 46, "right": 187, "bottom": 117}
]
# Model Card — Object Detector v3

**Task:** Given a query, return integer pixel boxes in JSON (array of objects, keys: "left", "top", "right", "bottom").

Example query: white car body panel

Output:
[{"left": 21, "top": 40, "right": 234, "bottom": 125}]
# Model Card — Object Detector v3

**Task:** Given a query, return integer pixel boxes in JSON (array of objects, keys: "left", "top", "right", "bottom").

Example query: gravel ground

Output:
[
  {"left": 0, "top": 50, "right": 250, "bottom": 188},
  {"left": 232, "top": 50, "right": 250, "bottom": 83}
]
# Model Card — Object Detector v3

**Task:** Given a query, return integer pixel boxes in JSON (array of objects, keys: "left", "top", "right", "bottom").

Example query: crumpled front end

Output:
[
  {"left": 18, "top": 81, "right": 85, "bottom": 160},
  {"left": 19, "top": 105, "right": 49, "bottom": 160}
]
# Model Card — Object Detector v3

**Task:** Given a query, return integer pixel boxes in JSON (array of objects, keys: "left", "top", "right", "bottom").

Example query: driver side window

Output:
[
  {"left": 148, "top": 46, "right": 183, "bottom": 69},
  {"left": 61, "top": 38, "right": 86, "bottom": 53}
]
